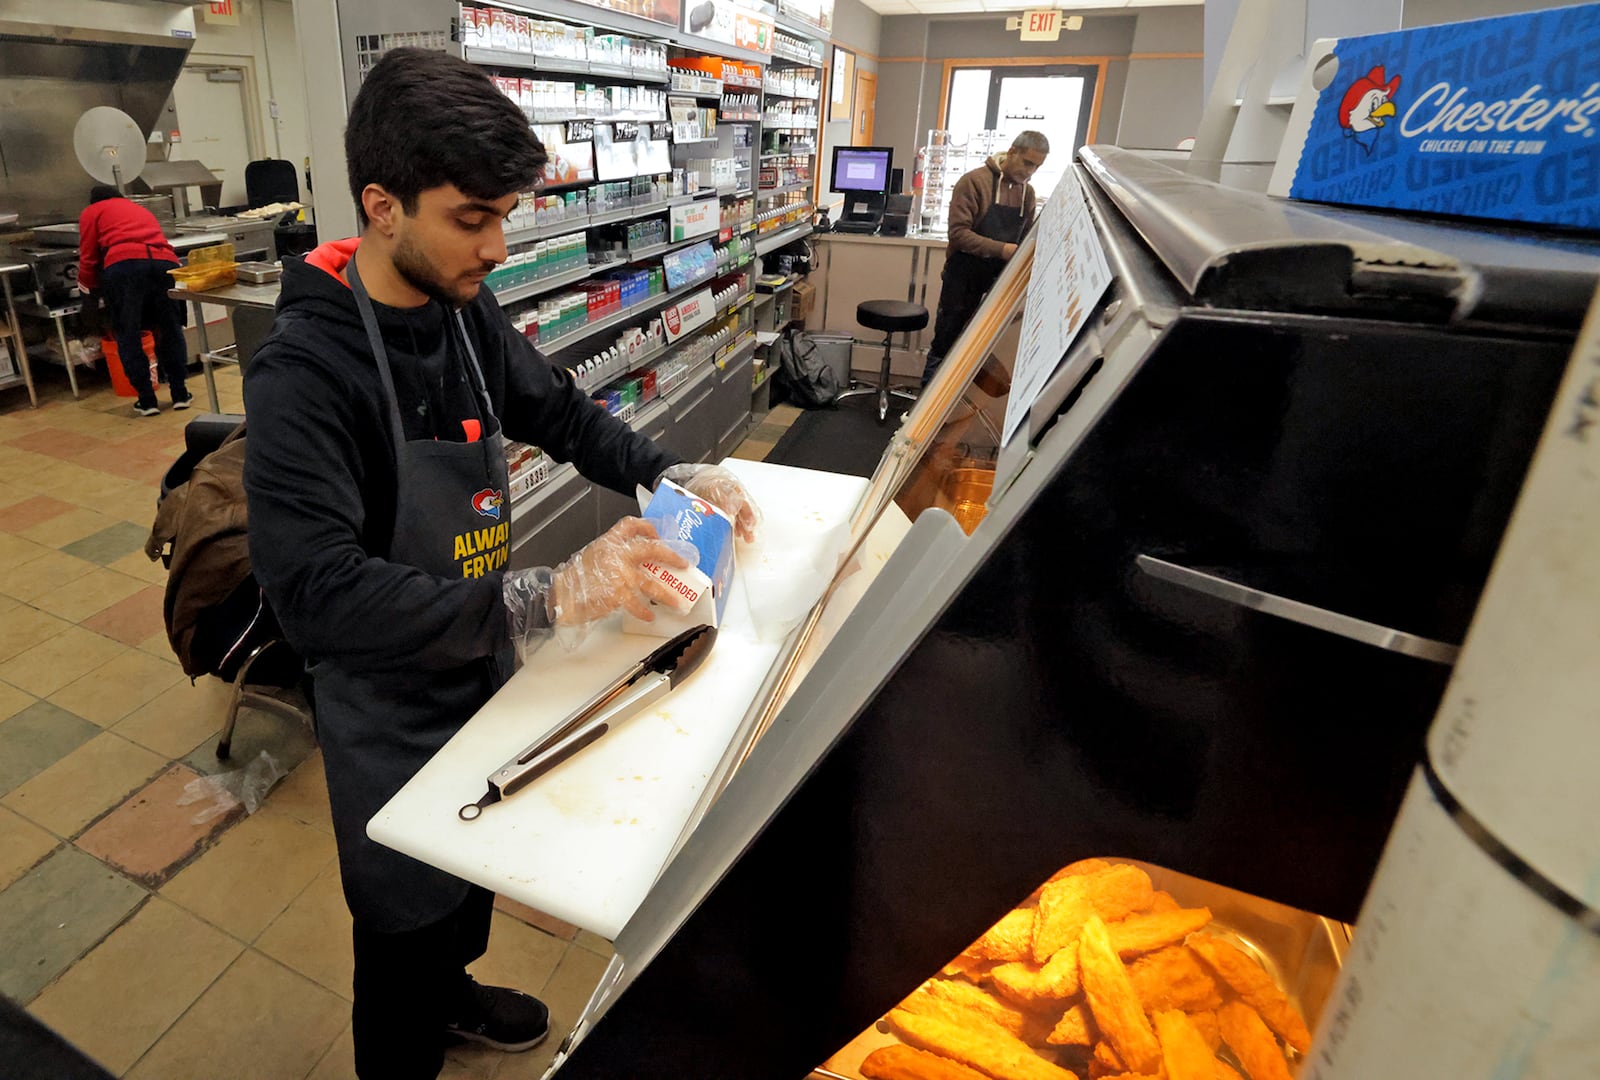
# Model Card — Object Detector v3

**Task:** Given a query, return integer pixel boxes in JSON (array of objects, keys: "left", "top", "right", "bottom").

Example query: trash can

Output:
[{"left": 807, "top": 332, "right": 854, "bottom": 393}]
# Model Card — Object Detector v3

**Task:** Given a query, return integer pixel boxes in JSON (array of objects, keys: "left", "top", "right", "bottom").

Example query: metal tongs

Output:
[{"left": 458, "top": 624, "right": 718, "bottom": 821}]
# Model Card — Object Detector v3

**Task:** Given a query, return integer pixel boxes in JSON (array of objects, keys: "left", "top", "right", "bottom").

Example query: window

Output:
[{"left": 942, "top": 63, "right": 1099, "bottom": 200}]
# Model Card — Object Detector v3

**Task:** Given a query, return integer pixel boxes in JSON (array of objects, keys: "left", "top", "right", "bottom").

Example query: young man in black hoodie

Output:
[{"left": 243, "top": 48, "right": 759, "bottom": 1079}]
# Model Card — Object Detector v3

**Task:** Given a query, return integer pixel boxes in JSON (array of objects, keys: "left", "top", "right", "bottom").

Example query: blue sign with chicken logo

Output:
[{"left": 1276, "top": 2, "right": 1600, "bottom": 230}]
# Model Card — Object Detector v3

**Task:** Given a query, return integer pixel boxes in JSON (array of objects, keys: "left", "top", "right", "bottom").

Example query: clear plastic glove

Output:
[
  {"left": 502, "top": 517, "right": 698, "bottom": 657},
  {"left": 658, "top": 463, "right": 762, "bottom": 542}
]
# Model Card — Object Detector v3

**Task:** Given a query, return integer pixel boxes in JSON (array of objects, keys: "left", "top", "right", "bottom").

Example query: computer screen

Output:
[{"left": 831, "top": 147, "right": 893, "bottom": 194}]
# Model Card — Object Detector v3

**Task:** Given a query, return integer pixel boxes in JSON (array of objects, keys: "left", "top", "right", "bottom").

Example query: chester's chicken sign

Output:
[{"left": 1272, "top": 2, "right": 1600, "bottom": 229}]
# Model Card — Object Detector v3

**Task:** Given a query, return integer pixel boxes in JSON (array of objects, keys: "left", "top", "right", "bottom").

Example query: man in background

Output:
[
  {"left": 77, "top": 187, "right": 192, "bottom": 416},
  {"left": 921, "top": 131, "right": 1049, "bottom": 386}
]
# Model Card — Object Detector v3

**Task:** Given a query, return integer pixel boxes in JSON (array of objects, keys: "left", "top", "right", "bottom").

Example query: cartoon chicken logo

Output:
[
  {"left": 1339, "top": 65, "right": 1401, "bottom": 154},
  {"left": 470, "top": 488, "right": 503, "bottom": 520}
]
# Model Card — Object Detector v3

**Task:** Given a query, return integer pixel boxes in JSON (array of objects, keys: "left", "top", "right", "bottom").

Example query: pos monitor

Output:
[{"left": 830, "top": 146, "right": 893, "bottom": 233}]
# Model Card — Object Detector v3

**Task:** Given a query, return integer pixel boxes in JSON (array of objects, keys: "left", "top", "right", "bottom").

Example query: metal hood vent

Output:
[{"left": 0, "top": 4, "right": 195, "bottom": 227}]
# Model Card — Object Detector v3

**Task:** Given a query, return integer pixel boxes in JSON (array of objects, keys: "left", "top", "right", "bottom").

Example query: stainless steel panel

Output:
[
  {"left": 1136, "top": 555, "right": 1461, "bottom": 665},
  {"left": 711, "top": 345, "right": 755, "bottom": 460},
  {"left": 1077, "top": 145, "right": 1600, "bottom": 326},
  {"left": 509, "top": 466, "right": 596, "bottom": 572},
  {"left": 0, "top": 7, "right": 194, "bottom": 227}
]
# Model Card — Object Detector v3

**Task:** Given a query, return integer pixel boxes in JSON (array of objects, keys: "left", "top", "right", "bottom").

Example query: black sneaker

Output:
[
  {"left": 172, "top": 394, "right": 192, "bottom": 411},
  {"left": 134, "top": 402, "right": 160, "bottom": 417},
  {"left": 445, "top": 980, "right": 549, "bottom": 1052}
]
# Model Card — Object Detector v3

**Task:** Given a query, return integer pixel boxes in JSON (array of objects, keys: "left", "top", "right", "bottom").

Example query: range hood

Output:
[{"left": 0, "top": 2, "right": 196, "bottom": 227}]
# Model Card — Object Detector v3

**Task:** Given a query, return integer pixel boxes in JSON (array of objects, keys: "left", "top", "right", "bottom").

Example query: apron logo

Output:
[
  {"left": 1339, "top": 65, "right": 1401, "bottom": 155},
  {"left": 470, "top": 488, "right": 504, "bottom": 519}
]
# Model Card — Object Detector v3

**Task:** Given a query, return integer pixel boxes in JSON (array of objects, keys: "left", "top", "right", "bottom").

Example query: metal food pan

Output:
[{"left": 812, "top": 858, "right": 1348, "bottom": 1079}]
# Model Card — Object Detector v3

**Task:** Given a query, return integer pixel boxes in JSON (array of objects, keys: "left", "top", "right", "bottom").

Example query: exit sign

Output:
[
  {"left": 205, "top": 1, "right": 240, "bottom": 25},
  {"left": 1020, "top": 8, "right": 1062, "bottom": 41}
]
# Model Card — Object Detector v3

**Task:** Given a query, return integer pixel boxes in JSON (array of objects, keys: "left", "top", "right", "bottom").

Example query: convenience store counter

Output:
[{"left": 812, "top": 230, "right": 947, "bottom": 383}]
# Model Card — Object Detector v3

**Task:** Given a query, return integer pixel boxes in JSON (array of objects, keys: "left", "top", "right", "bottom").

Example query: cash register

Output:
[{"left": 828, "top": 146, "right": 893, "bottom": 234}]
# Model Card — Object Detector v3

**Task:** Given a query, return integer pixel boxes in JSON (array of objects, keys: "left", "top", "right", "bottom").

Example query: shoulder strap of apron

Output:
[
  {"left": 451, "top": 310, "right": 501, "bottom": 429},
  {"left": 345, "top": 254, "right": 410, "bottom": 463}
]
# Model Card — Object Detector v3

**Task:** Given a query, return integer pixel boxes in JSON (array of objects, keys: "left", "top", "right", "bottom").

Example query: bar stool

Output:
[{"left": 837, "top": 299, "right": 927, "bottom": 422}]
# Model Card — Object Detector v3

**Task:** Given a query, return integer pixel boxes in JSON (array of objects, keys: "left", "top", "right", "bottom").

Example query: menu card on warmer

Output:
[{"left": 1002, "top": 174, "right": 1113, "bottom": 446}]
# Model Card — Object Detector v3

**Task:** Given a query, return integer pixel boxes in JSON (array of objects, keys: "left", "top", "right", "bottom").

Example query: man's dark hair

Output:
[
  {"left": 89, "top": 185, "right": 122, "bottom": 203},
  {"left": 345, "top": 48, "right": 547, "bottom": 227}
]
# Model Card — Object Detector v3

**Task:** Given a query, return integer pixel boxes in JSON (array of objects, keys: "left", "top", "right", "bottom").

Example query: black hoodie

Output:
[{"left": 242, "top": 241, "right": 678, "bottom": 675}]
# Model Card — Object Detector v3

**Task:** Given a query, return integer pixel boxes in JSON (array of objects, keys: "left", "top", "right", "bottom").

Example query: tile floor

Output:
[{"left": 0, "top": 357, "right": 799, "bottom": 1078}]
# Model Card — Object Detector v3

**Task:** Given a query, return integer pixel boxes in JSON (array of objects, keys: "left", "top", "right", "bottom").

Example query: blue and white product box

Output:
[
  {"left": 623, "top": 478, "right": 736, "bottom": 637},
  {"left": 1269, "top": 2, "right": 1600, "bottom": 230}
]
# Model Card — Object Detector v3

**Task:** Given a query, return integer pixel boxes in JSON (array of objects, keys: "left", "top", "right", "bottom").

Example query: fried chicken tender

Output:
[
  {"left": 1089, "top": 1041, "right": 1127, "bottom": 1077},
  {"left": 1189, "top": 938, "right": 1311, "bottom": 1053},
  {"left": 1097, "top": 1075, "right": 1161, "bottom": 1080},
  {"left": 1149, "top": 891, "right": 1181, "bottom": 914},
  {"left": 1034, "top": 865, "right": 1155, "bottom": 962},
  {"left": 1126, "top": 947, "right": 1223, "bottom": 1013},
  {"left": 1153, "top": 1010, "right": 1220, "bottom": 1080},
  {"left": 1031, "top": 859, "right": 1116, "bottom": 900},
  {"left": 1215, "top": 1063, "right": 1246, "bottom": 1080},
  {"left": 903, "top": 977, "right": 1051, "bottom": 1044},
  {"left": 1033, "top": 876, "right": 1094, "bottom": 962},
  {"left": 970, "top": 908, "right": 1038, "bottom": 962},
  {"left": 1187, "top": 1009, "right": 1221, "bottom": 1052},
  {"left": 1107, "top": 908, "right": 1214, "bottom": 959},
  {"left": 1216, "top": 1000, "right": 1294, "bottom": 1080},
  {"left": 861, "top": 1044, "right": 993, "bottom": 1080},
  {"left": 886, "top": 1008, "right": 1081, "bottom": 1080},
  {"left": 1045, "top": 1003, "right": 1095, "bottom": 1048},
  {"left": 943, "top": 955, "right": 998, "bottom": 983},
  {"left": 991, "top": 948, "right": 1082, "bottom": 1006},
  {"left": 1078, "top": 915, "right": 1162, "bottom": 1074}
]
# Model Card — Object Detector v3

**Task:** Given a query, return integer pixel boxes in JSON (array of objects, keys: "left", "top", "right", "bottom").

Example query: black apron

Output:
[
  {"left": 927, "top": 170, "right": 1028, "bottom": 364},
  {"left": 316, "top": 256, "right": 516, "bottom": 933}
]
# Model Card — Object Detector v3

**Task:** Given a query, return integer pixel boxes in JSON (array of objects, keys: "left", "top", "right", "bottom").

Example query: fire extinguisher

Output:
[{"left": 913, "top": 146, "right": 927, "bottom": 191}]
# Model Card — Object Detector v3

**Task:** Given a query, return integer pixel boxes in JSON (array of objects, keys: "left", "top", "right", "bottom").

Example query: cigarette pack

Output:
[{"left": 624, "top": 478, "right": 735, "bottom": 638}]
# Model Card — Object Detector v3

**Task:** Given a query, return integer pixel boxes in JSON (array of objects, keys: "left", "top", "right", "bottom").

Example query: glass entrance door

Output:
[{"left": 943, "top": 64, "right": 1098, "bottom": 200}]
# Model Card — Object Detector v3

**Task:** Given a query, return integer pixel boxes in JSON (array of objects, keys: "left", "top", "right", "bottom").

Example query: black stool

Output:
[{"left": 838, "top": 299, "right": 928, "bottom": 422}]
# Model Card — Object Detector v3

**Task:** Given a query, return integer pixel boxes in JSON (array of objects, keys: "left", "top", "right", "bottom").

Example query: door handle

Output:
[{"left": 1135, "top": 554, "right": 1460, "bottom": 665}]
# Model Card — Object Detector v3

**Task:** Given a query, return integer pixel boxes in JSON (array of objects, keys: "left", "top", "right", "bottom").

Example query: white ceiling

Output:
[{"left": 861, "top": 0, "right": 1198, "bottom": 17}]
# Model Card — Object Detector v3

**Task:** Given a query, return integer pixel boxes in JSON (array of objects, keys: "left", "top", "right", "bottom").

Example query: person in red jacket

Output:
[{"left": 78, "top": 187, "right": 193, "bottom": 416}]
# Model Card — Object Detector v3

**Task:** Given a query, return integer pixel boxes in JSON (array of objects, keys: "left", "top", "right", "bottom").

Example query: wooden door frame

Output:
[{"left": 853, "top": 69, "right": 878, "bottom": 146}]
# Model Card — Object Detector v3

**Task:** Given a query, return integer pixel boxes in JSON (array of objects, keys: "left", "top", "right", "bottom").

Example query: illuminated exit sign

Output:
[
  {"left": 1011, "top": 9, "right": 1083, "bottom": 41},
  {"left": 1021, "top": 9, "right": 1061, "bottom": 40}
]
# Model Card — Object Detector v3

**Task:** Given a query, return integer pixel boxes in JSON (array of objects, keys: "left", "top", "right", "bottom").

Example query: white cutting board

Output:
[{"left": 368, "top": 460, "right": 869, "bottom": 939}]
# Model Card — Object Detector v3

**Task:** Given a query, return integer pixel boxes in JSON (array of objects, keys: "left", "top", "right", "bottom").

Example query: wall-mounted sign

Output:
[
  {"left": 205, "top": 1, "right": 240, "bottom": 26},
  {"left": 683, "top": 0, "right": 773, "bottom": 56},
  {"left": 661, "top": 288, "right": 716, "bottom": 340},
  {"left": 1270, "top": 2, "right": 1600, "bottom": 229},
  {"left": 568, "top": 0, "right": 681, "bottom": 29},
  {"left": 669, "top": 201, "right": 719, "bottom": 243}
]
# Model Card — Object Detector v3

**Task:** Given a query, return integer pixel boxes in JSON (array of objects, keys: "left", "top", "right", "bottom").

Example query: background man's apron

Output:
[
  {"left": 315, "top": 257, "right": 517, "bottom": 933},
  {"left": 923, "top": 171, "right": 1027, "bottom": 380}
]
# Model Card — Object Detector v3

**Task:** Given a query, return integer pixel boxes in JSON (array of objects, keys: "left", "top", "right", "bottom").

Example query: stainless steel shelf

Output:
[
  {"left": 758, "top": 181, "right": 811, "bottom": 197},
  {"left": 537, "top": 277, "right": 702, "bottom": 354},
  {"left": 491, "top": 261, "right": 599, "bottom": 305},
  {"left": 463, "top": 46, "right": 669, "bottom": 84},
  {"left": 622, "top": 234, "right": 711, "bottom": 262},
  {"left": 754, "top": 221, "right": 813, "bottom": 256},
  {"left": 503, "top": 219, "right": 590, "bottom": 245}
]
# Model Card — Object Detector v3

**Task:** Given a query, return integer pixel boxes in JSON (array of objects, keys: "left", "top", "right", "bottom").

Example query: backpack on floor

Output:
[{"left": 773, "top": 329, "right": 839, "bottom": 409}]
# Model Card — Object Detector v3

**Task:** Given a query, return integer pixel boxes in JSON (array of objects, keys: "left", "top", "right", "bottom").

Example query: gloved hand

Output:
[
  {"left": 658, "top": 463, "right": 762, "bottom": 542},
  {"left": 502, "top": 517, "right": 698, "bottom": 658}
]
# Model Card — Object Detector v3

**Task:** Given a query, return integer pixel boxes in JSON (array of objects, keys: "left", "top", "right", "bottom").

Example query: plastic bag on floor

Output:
[{"left": 177, "top": 750, "right": 287, "bottom": 824}]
